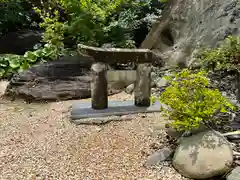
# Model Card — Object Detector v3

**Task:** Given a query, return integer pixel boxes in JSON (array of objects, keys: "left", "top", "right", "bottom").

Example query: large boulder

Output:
[
  {"left": 5, "top": 55, "right": 124, "bottom": 102},
  {"left": 141, "top": 0, "right": 240, "bottom": 67},
  {"left": 0, "top": 29, "right": 43, "bottom": 55},
  {"left": 173, "top": 130, "right": 233, "bottom": 179}
]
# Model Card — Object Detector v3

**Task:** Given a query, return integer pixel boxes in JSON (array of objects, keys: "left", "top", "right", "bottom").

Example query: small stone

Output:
[
  {"left": 151, "top": 72, "right": 158, "bottom": 81},
  {"left": 0, "top": 80, "right": 9, "bottom": 97},
  {"left": 144, "top": 147, "right": 173, "bottom": 167},
  {"left": 151, "top": 81, "right": 156, "bottom": 88},
  {"left": 151, "top": 88, "right": 157, "bottom": 93},
  {"left": 125, "top": 84, "right": 134, "bottom": 94},
  {"left": 230, "top": 99, "right": 238, "bottom": 106},
  {"left": 156, "top": 78, "right": 168, "bottom": 88},
  {"left": 173, "top": 130, "right": 234, "bottom": 179},
  {"left": 235, "top": 160, "right": 240, "bottom": 166},
  {"left": 120, "top": 115, "right": 134, "bottom": 121},
  {"left": 227, "top": 166, "right": 240, "bottom": 180},
  {"left": 95, "top": 127, "right": 102, "bottom": 132},
  {"left": 141, "top": 114, "right": 146, "bottom": 118}
]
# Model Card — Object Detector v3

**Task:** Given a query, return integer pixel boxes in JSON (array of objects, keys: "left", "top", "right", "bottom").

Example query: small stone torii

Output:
[
  {"left": 77, "top": 43, "right": 162, "bottom": 110},
  {"left": 70, "top": 44, "right": 163, "bottom": 121}
]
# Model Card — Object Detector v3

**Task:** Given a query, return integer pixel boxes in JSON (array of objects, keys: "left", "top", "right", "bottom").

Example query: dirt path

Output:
[{"left": 0, "top": 85, "right": 186, "bottom": 179}]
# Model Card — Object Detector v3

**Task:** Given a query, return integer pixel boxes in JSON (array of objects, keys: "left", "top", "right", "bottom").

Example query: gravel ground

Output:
[{"left": 0, "top": 82, "right": 189, "bottom": 180}]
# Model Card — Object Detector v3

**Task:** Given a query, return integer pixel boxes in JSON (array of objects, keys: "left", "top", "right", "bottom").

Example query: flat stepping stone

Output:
[
  {"left": 70, "top": 100, "right": 162, "bottom": 122},
  {"left": 71, "top": 115, "right": 135, "bottom": 125}
]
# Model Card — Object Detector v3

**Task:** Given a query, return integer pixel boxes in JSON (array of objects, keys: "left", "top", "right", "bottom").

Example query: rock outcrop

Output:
[
  {"left": 5, "top": 56, "right": 126, "bottom": 102},
  {"left": 141, "top": 0, "right": 240, "bottom": 67}
]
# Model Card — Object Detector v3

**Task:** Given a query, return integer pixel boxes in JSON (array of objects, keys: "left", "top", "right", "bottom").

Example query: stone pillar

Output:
[
  {"left": 91, "top": 62, "right": 108, "bottom": 109},
  {"left": 134, "top": 63, "right": 151, "bottom": 107}
]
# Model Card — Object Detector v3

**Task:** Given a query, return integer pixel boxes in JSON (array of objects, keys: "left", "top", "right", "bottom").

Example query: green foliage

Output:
[
  {"left": 0, "top": 44, "right": 62, "bottom": 78},
  {"left": 151, "top": 69, "right": 235, "bottom": 131},
  {"left": 34, "top": 0, "right": 165, "bottom": 48},
  {"left": 0, "top": 0, "right": 167, "bottom": 48},
  {"left": 196, "top": 36, "right": 240, "bottom": 72},
  {"left": 34, "top": 7, "right": 65, "bottom": 50},
  {"left": 0, "top": 0, "right": 167, "bottom": 79},
  {"left": 0, "top": 0, "right": 39, "bottom": 36}
]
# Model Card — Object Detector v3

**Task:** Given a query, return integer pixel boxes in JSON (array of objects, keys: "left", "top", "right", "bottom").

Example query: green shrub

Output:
[
  {"left": 32, "top": 0, "right": 165, "bottom": 48},
  {"left": 151, "top": 69, "right": 235, "bottom": 131},
  {"left": 0, "top": 0, "right": 39, "bottom": 36},
  {"left": 1, "top": 0, "right": 167, "bottom": 49},
  {"left": 34, "top": 7, "right": 65, "bottom": 51},
  {"left": 33, "top": 0, "right": 142, "bottom": 48},
  {"left": 196, "top": 36, "right": 240, "bottom": 72}
]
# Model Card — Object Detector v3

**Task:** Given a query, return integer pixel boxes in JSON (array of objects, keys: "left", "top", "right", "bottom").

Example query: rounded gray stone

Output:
[
  {"left": 144, "top": 147, "right": 173, "bottom": 167},
  {"left": 173, "top": 131, "right": 234, "bottom": 179}
]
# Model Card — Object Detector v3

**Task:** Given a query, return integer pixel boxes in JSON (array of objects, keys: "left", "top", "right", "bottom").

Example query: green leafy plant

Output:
[
  {"left": 34, "top": 7, "right": 65, "bottom": 50},
  {"left": 0, "top": 43, "right": 62, "bottom": 78},
  {"left": 35, "top": 0, "right": 141, "bottom": 48},
  {"left": 196, "top": 36, "right": 240, "bottom": 72},
  {"left": 151, "top": 69, "right": 235, "bottom": 131}
]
